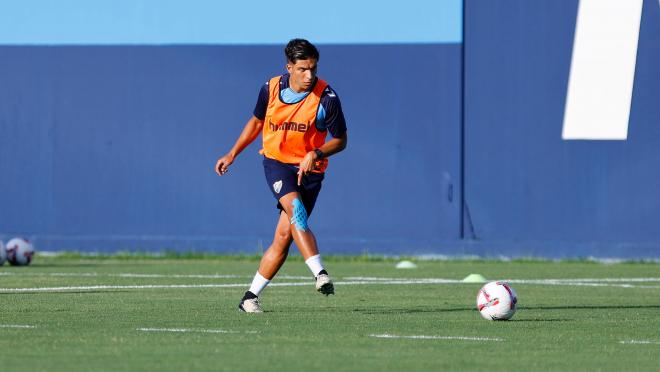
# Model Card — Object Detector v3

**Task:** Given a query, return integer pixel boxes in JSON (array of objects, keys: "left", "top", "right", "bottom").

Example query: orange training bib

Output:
[{"left": 260, "top": 76, "right": 329, "bottom": 173}]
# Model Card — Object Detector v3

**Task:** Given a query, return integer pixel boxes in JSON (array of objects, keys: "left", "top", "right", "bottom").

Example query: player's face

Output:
[{"left": 286, "top": 58, "right": 317, "bottom": 93}]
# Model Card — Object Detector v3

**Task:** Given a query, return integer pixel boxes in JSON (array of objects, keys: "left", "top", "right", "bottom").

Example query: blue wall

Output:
[
  {"left": 1, "top": 0, "right": 659, "bottom": 258},
  {"left": 463, "top": 0, "right": 660, "bottom": 257},
  {"left": 0, "top": 45, "right": 462, "bottom": 254}
]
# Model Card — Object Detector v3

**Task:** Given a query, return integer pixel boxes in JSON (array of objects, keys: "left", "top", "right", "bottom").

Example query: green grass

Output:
[{"left": 1, "top": 256, "right": 659, "bottom": 371}]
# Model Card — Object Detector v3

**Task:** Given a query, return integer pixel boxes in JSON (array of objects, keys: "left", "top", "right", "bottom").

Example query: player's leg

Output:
[
  {"left": 278, "top": 191, "right": 334, "bottom": 295},
  {"left": 278, "top": 191, "right": 318, "bottom": 259},
  {"left": 239, "top": 212, "right": 292, "bottom": 313},
  {"left": 258, "top": 211, "right": 293, "bottom": 278}
]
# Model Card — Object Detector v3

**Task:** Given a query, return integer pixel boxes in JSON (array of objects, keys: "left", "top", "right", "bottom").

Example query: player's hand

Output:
[
  {"left": 215, "top": 154, "right": 235, "bottom": 176},
  {"left": 297, "top": 151, "right": 317, "bottom": 185}
]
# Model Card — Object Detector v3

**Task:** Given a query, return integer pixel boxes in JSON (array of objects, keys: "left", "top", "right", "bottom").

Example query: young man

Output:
[{"left": 215, "top": 39, "right": 348, "bottom": 313}]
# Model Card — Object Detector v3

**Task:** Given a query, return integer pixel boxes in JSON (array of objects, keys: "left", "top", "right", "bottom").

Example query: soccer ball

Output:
[
  {"left": 477, "top": 281, "right": 518, "bottom": 320},
  {"left": 0, "top": 240, "right": 6, "bottom": 266},
  {"left": 6, "top": 237, "right": 35, "bottom": 266}
]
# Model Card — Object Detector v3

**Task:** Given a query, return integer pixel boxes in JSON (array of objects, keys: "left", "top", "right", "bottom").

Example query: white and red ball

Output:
[
  {"left": 5, "top": 238, "right": 35, "bottom": 266},
  {"left": 0, "top": 240, "right": 6, "bottom": 266},
  {"left": 477, "top": 281, "right": 518, "bottom": 320}
]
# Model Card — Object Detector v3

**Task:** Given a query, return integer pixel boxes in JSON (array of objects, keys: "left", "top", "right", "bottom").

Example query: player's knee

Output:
[
  {"left": 274, "top": 229, "right": 292, "bottom": 247},
  {"left": 289, "top": 198, "right": 309, "bottom": 232}
]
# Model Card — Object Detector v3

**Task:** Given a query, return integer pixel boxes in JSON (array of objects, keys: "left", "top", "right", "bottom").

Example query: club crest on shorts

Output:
[{"left": 273, "top": 180, "right": 283, "bottom": 194}]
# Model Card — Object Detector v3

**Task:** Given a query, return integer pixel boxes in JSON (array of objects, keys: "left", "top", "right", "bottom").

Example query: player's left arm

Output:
[
  {"left": 314, "top": 132, "right": 348, "bottom": 159},
  {"left": 298, "top": 87, "right": 348, "bottom": 184},
  {"left": 298, "top": 132, "right": 348, "bottom": 185}
]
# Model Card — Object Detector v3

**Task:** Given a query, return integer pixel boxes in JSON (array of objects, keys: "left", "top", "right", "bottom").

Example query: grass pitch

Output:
[{"left": 1, "top": 255, "right": 659, "bottom": 371}]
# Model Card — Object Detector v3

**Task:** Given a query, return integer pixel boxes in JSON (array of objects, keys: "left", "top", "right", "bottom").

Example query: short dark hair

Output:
[{"left": 285, "top": 39, "right": 319, "bottom": 63}]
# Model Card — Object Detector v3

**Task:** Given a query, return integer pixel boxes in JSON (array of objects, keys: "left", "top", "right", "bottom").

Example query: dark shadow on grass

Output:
[
  {"left": 520, "top": 305, "right": 660, "bottom": 311},
  {"left": 352, "top": 307, "right": 472, "bottom": 314},
  {"left": 510, "top": 318, "right": 574, "bottom": 322},
  {"left": 351, "top": 304, "right": 660, "bottom": 315}
]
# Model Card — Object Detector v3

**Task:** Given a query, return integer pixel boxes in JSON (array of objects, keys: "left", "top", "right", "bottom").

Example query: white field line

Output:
[
  {"left": 508, "top": 278, "right": 660, "bottom": 283},
  {"left": 346, "top": 277, "right": 660, "bottom": 284},
  {"left": 0, "top": 283, "right": 273, "bottom": 292},
  {"left": 136, "top": 327, "right": 258, "bottom": 334},
  {"left": 0, "top": 324, "right": 36, "bottom": 329},
  {"left": 1, "top": 277, "right": 660, "bottom": 293},
  {"left": 1, "top": 271, "right": 659, "bottom": 284},
  {"left": 619, "top": 340, "right": 660, "bottom": 345},
  {"left": 540, "top": 278, "right": 660, "bottom": 283},
  {"left": 0, "top": 272, "right": 310, "bottom": 280},
  {"left": 370, "top": 334, "right": 503, "bottom": 342},
  {"left": 506, "top": 280, "right": 660, "bottom": 289},
  {"left": 0, "top": 280, "right": 438, "bottom": 293}
]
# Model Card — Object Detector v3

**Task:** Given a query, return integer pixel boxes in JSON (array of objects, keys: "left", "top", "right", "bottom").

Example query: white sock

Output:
[
  {"left": 305, "top": 254, "right": 325, "bottom": 277},
  {"left": 248, "top": 272, "right": 270, "bottom": 297}
]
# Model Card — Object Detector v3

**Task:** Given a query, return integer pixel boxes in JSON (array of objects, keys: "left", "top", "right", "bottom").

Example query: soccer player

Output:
[{"left": 215, "top": 39, "right": 348, "bottom": 313}]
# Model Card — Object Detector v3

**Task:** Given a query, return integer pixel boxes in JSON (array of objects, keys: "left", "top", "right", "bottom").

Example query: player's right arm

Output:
[
  {"left": 216, "top": 83, "right": 269, "bottom": 176},
  {"left": 215, "top": 115, "right": 264, "bottom": 176}
]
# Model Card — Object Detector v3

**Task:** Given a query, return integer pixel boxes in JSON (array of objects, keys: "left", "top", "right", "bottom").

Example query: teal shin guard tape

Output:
[{"left": 290, "top": 199, "right": 309, "bottom": 231}]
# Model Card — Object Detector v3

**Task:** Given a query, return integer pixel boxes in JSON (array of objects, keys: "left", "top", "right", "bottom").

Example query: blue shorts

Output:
[{"left": 263, "top": 157, "right": 324, "bottom": 215}]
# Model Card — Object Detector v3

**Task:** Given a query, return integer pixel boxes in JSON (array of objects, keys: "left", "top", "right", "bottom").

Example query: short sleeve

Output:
[
  {"left": 252, "top": 82, "right": 269, "bottom": 120},
  {"left": 320, "top": 86, "right": 347, "bottom": 138}
]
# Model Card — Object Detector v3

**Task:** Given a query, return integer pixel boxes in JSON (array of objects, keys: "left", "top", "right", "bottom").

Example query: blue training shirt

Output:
[{"left": 253, "top": 74, "right": 347, "bottom": 138}]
